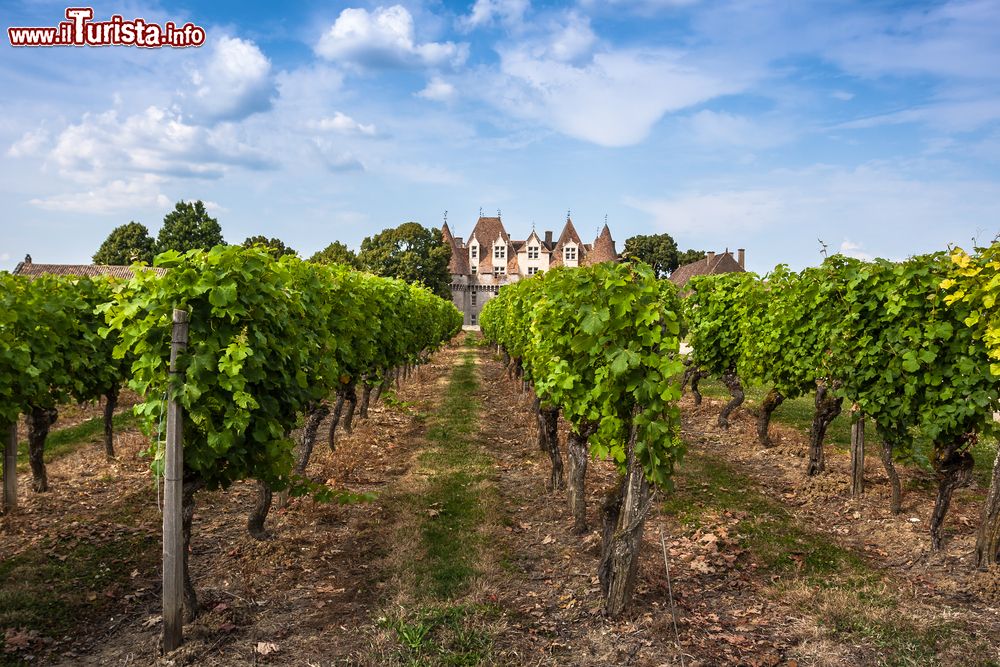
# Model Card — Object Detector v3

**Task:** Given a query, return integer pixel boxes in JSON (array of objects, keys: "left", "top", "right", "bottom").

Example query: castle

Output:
[{"left": 443, "top": 214, "right": 618, "bottom": 326}]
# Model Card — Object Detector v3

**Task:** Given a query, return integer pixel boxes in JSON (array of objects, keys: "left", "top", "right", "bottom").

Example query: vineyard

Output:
[{"left": 1, "top": 245, "right": 1000, "bottom": 665}]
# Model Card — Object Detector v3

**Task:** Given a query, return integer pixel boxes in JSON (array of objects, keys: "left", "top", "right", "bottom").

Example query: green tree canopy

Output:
[
  {"left": 358, "top": 222, "right": 451, "bottom": 299},
  {"left": 92, "top": 221, "right": 155, "bottom": 265},
  {"left": 677, "top": 249, "right": 707, "bottom": 268},
  {"left": 156, "top": 200, "right": 224, "bottom": 254},
  {"left": 622, "top": 233, "right": 679, "bottom": 278},
  {"left": 242, "top": 235, "right": 296, "bottom": 258},
  {"left": 310, "top": 241, "right": 359, "bottom": 268}
]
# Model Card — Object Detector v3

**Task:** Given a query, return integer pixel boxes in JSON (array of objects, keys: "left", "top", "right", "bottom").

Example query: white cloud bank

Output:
[
  {"left": 316, "top": 6, "right": 467, "bottom": 69},
  {"left": 186, "top": 36, "right": 275, "bottom": 123}
]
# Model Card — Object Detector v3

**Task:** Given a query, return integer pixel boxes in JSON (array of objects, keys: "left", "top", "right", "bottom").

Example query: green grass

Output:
[
  {"left": 378, "top": 339, "right": 501, "bottom": 665},
  {"left": 696, "top": 377, "right": 999, "bottom": 486},
  {"left": 665, "top": 447, "right": 996, "bottom": 664},
  {"left": 16, "top": 411, "right": 139, "bottom": 470}
]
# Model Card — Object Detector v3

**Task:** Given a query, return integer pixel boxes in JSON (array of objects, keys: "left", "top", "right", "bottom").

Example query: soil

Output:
[{"left": 1, "top": 338, "right": 998, "bottom": 666}]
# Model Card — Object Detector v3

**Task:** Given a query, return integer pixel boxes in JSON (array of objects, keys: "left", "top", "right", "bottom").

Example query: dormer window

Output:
[
  {"left": 470, "top": 245, "right": 478, "bottom": 259},
  {"left": 528, "top": 245, "right": 539, "bottom": 260},
  {"left": 527, "top": 267, "right": 539, "bottom": 275},
  {"left": 494, "top": 244, "right": 506, "bottom": 260},
  {"left": 564, "top": 246, "right": 577, "bottom": 261},
  {"left": 494, "top": 266, "right": 506, "bottom": 276}
]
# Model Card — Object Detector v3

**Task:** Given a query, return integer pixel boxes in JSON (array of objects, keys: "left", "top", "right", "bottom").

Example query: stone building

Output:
[
  {"left": 668, "top": 248, "right": 746, "bottom": 290},
  {"left": 444, "top": 214, "right": 618, "bottom": 326}
]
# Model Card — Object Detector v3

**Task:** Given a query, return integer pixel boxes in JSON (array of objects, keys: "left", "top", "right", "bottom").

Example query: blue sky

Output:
[{"left": 1, "top": 0, "right": 998, "bottom": 273}]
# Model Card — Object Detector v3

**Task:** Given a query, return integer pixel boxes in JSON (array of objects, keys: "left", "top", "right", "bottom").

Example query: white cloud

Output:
[
  {"left": 309, "top": 112, "right": 376, "bottom": 136},
  {"left": 29, "top": 175, "right": 170, "bottom": 214},
  {"left": 626, "top": 189, "right": 783, "bottom": 236},
  {"left": 417, "top": 77, "right": 457, "bottom": 102},
  {"left": 48, "top": 106, "right": 274, "bottom": 181},
  {"left": 460, "top": 0, "right": 530, "bottom": 30},
  {"left": 7, "top": 129, "right": 50, "bottom": 158},
  {"left": 494, "top": 48, "right": 745, "bottom": 146},
  {"left": 839, "top": 239, "right": 873, "bottom": 260},
  {"left": 316, "top": 5, "right": 468, "bottom": 69},
  {"left": 831, "top": 90, "right": 854, "bottom": 101},
  {"left": 186, "top": 36, "right": 275, "bottom": 123},
  {"left": 542, "top": 13, "right": 596, "bottom": 63},
  {"left": 685, "top": 110, "right": 790, "bottom": 149}
]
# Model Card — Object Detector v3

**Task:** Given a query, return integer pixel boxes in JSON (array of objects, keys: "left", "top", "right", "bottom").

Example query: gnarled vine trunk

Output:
[
  {"left": 182, "top": 478, "right": 205, "bottom": 622},
  {"left": 103, "top": 384, "right": 119, "bottom": 459},
  {"left": 247, "top": 480, "right": 273, "bottom": 541},
  {"left": 327, "top": 392, "right": 346, "bottom": 451},
  {"left": 975, "top": 445, "right": 1000, "bottom": 567},
  {"left": 27, "top": 406, "right": 57, "bottom": 492},
  {"left": 359, "top": 383, "right": 372, "bottom": 420},
  {"left": 718, "top": 368, "right": 744, "bottom": 428},
  {"left": 540, "top": 406, "right": 563, "bottom": 491},
  {"left": 567, "top": 422, "right": 597, "bottom": 534},
  {"left": 689, "top": 369, "right": 705, "bottom": 406},
  {"left": 342, "top": 383, "right": 359, "bottom": 433},
  {"left": 807, "top": 382, "right": 842, "bottom": 476},
  {"left": 599, "top": 419, "right": 653, "bottom": 618},
  {"left": 757, "top": 387, "right": 784, "bottom": 447},
  {"left": 929, "top": 436, "right": 975, "bottom": 551},
  {"left": 850, "top": 412, "right": 865, "bottom": 498},
  {"left": 880, "top": 438, "right": 902, "bottom": 514},
  {"left": 296, "top": 402, "right": 331, "bottom": 475}
]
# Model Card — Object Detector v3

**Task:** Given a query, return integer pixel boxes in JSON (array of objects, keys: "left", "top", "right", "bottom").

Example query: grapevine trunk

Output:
[
  {"left": 975, "top": 445, "right": 1000, "bottom": 567},
  {"left": 27, "top": 406, "right": 57, "bottom": 492},
  {"left": 929, "top": 438, "right": 974, "bottom": 550},
  {"left": 567, "top": 423, "right": 596, "bottom": 534},
  {"left": 103, "top": 384, "right": 119, "bottom": 459},
  {"left": 718, "top": 368, "right": 744, "bottom": 429},
  {"left": 757, "top": 387, "right": 784, "bottom": 447},
  {"left": 807, "top": 382, "right": 842, "bottom": 476},
  {"left": 540, "top": 406, "right": 563, "bottom": 491},
  {"left": 327, "top": 392, "right": 346, "bottom": 452},
  {"left": 880, "top": 438, "right": 903, "bottom": 514},
  {"left": 247, "top": 480, "right": 273, "bottom": 541}
]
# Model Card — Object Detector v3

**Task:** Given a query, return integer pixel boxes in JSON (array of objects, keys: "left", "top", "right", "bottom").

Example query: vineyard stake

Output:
[
  {"left": 3, "top": 420, "right": 16, "bottom": 514},
  {"left": 162, "top": 309, "right": 189, "bottom": 652},
  {"left": 659, "top": 527, "right": 685, "bottom": 667}
]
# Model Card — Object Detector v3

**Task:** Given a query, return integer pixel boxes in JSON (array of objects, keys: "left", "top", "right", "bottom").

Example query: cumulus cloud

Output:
[
  {"left": 186, "top": 36, "right": 275, "bottom": 123},
  {"left": 460, "top": 0, "right": 530, "bottom": 30},
  {"left": 29, "top": 174, "right": 170, "bottom": 214},
  {"left": 7, "top": 129, "right": 50, "bottom": 158},
  {"left": 49, "top": 106, "right": 274, "bottom": 181},
  {"left": 417, "top": 77, "right": 457, "bottom": 102},
  {"left": 494, "top": 47, "right": 744, "bottom": 146},
  {"left": 316, "top": 6, "right": 468, "bottom": 69},
  {"left": 839, "top": 239, "right": 874, "bottom": 260},
  {"left": 309, "top": 112, "right": 376, "bottom": 136}
]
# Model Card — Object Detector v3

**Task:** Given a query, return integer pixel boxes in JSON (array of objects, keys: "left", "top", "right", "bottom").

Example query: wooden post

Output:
[
  {"left": 3, "top": 421, "right": 16, "bottom": 514},
  {"left": 162, "top": 309, "right": 189, "bottom": 652},
  {"left": 850, "top": 411, "right": 865, "bottom": 498}
]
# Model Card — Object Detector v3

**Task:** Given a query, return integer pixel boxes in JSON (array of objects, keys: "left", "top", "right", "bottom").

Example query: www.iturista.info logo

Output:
[{"left": 8, "top": 7, "right": 206, "bottom": 48}]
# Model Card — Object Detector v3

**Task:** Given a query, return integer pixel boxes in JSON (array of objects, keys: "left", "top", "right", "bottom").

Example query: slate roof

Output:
[
  {"left": 669, "top": 251, "right": 744, "bottom": 288},
  {"left": 11, "top": 260, "right": 166, "bottom": 279}
]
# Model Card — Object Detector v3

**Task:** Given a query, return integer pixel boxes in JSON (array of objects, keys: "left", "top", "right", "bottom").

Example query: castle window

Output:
[
  {"left": 494, "top": 265, "right": 506, "bottom": 276},
  {"left": 471, "top": 290, "right": 477, "bottom": 306},
  {"left": 471, "top": 246, "right": 478, "bottom": 259},
  {"left": 528, "top": 245, "right": 539, "bottom": 259},
  {"left": 527, "top": 267, "right": 539, "bottom": 276},
  {"left": 471, "top": 263, "right": 477, "bottom": 274},
  {"left": 494, "top": 244, "right": 506, "bottom": 260},
  {"left": 565, "top": 246, "right": 577, "bottom": 261},
  {"left": 471, "top": 314, "right": 477, "bottom": 325}
]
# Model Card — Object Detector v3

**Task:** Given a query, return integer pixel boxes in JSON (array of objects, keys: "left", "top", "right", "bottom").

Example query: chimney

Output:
[
  {"left": 707, "top": 251, "right": 716, "bottom": 264},
  {"left": 24, "top": 254, "right": 32, "bottom": 264},
  {"left": 738, "top": 248, "right": 745, "bottom": 269},
  {"left": 544, "top": 231, "right": 553, "bottom": 246}
]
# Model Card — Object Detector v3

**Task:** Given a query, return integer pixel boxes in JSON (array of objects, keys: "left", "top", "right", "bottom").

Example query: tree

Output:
[
  {"left": 242, "top": 236, "right": 296, "bottom": 258},
  {"left": 622, "top": 234, "right": 679, "bottom": 278},
  {"left": 93, "top": 222, "right": 155, "bottom": 265},
  {"left": 358, "top": 222, "right": 451, "bottom": 299},
  {"left": 310, "top": 241, "right": 359, "bottom": 268},
  {"left": 677, "top": 249, "right": 707, "bottom": 268},
  {"left": 156, "top": 201, "right": 224, "bottom": 254}
]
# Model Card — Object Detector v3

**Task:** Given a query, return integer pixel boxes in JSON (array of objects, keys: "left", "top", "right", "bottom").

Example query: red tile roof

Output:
[
  {"left": 669, "top": 251, "right": 744, "bottom": 288},
  {"left": 586, "top": 224, "right": 617, "bottom": 265},
  {"left": 442, "top": 222, "right": 469, "bottom": 274},
  {"left": 550, "top": 217, "right": 585, "bottom": 268}
]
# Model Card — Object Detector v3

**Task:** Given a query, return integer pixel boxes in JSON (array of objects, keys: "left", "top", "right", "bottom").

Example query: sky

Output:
[{"left": 1, "top": 0, "right": 999, "bottom": 274}]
